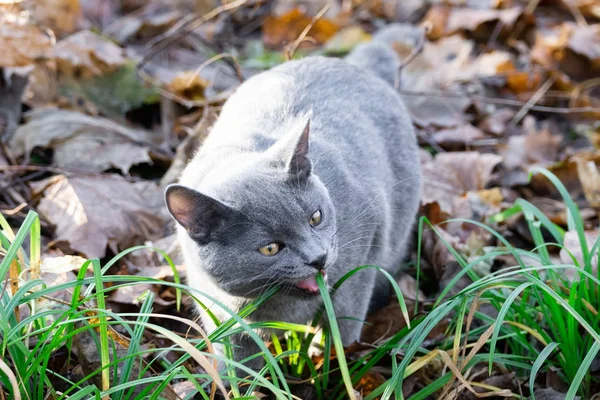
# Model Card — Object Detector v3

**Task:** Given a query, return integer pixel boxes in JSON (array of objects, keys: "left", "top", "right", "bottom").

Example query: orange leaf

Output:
[{"left": 263, "top": 8, "right": 339, "bottom": 50}]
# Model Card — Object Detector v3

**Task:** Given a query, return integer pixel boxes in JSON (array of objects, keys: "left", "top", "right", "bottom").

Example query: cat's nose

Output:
[{"left": 308, "top": 253, "right": 327, "bottom": 270}]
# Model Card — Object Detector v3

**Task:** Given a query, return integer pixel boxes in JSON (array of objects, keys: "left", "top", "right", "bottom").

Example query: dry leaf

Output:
[
  {"left": 10, "top": 109, "right": 154, "bottom": 173},
  {"left": 323, "top": 25, "right": 371, "bottom": 55},
  {"left": 479, "top": 108, "right": 515, "bottom": 136},
  {"left": 501, "top": 116, "right": 562, "bottom": 170},
  {"left": 34, "top": 0, "right": 82, "bottom": 36},
  {"left": 354, "top": 370, "right": 386, "bottom": 397},
  {"left": 533, "top": 387, "right": 579, "bottom": 400},
  {"left": 445, "top": 7, "right": 522, "bottom": 36},
  {"left": 559, "top": 230, "right": 598, "bottom": 280},
  {"left": 430, "top": 124, "right": 486, "bottom": 149},
  {"left": 104, "top": 5, "right": 183, "bottom": 44},
  {"left": 263, "top": 8, "right": 339, "bottom": 50},
  {"left": 0, "top": 19, "right": 53, "bottom": 67},
  {"left": 53, "top": 30, "right": 127, "bottom": 78},
  {"left": 567, "top": 23, "right": 600, "bottom": 65},
  {"left": 31, "top": 174, "right": 167, "bottom": 258},
  {"left": 167, "top": 71, "right": 209, "bottom": 101},
  {"left": 421, "top": 151, "right": 503, "bottom": 214},
  {"left": 574, "top": 155, "right": 600, "bottom": 209},
  {"left": 400, "top": 35, "right": 511, "bottom": 127}
]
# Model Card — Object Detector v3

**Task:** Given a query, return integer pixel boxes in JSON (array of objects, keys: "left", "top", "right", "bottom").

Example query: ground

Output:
[{"left": 1, "top": 0, "right": 600, "bottom": 399}]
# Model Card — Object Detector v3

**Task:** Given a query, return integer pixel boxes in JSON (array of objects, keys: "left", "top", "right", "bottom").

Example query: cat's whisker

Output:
[{"left": 338, "top": 236, "right": 378, "bottom": 250}]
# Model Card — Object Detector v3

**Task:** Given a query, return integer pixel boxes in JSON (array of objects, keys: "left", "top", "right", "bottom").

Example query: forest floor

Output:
[{"left": 1, "top": 0, "right": 600, "bottom": 399}]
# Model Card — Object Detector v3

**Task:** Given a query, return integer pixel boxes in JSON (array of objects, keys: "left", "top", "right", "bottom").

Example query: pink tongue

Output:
[{"left": 296, "top": 275, "right": 319, "bottom": 293}]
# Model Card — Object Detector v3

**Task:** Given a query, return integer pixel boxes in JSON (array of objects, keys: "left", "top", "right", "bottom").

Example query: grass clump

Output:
[{"left": 0, "top": 168, "right": 599, "bottom": 399}]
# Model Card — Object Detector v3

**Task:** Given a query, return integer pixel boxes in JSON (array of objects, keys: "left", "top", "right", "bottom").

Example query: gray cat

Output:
[{"left": 165, "top": 26, "right": 421, "bottom": 373}]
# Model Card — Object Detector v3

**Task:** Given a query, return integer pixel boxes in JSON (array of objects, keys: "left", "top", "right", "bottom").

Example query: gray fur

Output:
[{"left": 165, "top": 29, "right": 421, "bottom": 371}]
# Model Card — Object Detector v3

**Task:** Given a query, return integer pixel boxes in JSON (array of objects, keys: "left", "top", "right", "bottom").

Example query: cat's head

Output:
[{"left": 165, "top": 116, "right": 338, "bottom": 298}]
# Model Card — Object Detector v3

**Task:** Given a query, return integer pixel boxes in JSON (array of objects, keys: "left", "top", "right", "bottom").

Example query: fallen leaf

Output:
[
  {"left": 533, "top": 387, "right": 580, "bottom": 400},
  {"left": 399, "top": 35, "right": 511, "bottom": 127},
  {"left": 560, "top": 230, "right": 598, "bottom": 279},
  {"left": 323, "top": 25, "right": 371, "bottom": 55},
  {"left": 574, "top": 155, "right": 600, "bottom": 209},
  {"left": 371, "top": 0, "right": 427, "bottom": 22},
  {"left": 445, "top": 7, "right": 523, "bottom": 37},
  {"left": 10, "top": 109, "right": 155, "bottom": 173},
  {"left": 354, "top": 370, "right": 386, "bottom": 397},
  {"left": 59, "top": 62, "right": 160, "bottom": 117},
  {"left": 104, "top": 5, "right": 183, "bottom": 44},
  {"left": 127, "top": 234, "right": 184, "bottom": 267},
  {"left": 361, "top": 275, "right": 424, "bottom": 343},
  {"left": 53, "top": 30, "right": 127, "bottom": 78},
  {"left": 31, "top": 174, "right": 167, "bottom": 258},
  {"left": 566, "top": 23, "right": 600, "bottom": 66},
  {"left": 421, "top": 151, "right": 503, "bottom": 214},
  {"left": 34, "top": 0, "right": 82, "bottom": 36},
  {"left": 496, "top": 59, "right": 543, "bottom": 94},
  {"left": 41, "top": 254, "right": 87, "bottom": 274},
  {"left": 167, "top": 71, "right": 209, "bottom": 101},
  {"left": 430, "top": 124, "right": 487, "bottom": 149},
  {"left": 478, "top": 108, "right": 515, "bottom": 136},
  {"left": 263, "top": 8, "right": 339, "bottom": 50},
  {"left": 421, "top": 5, "right": 450, "bottom": 40},
  {"left": 500, "top": 116, "right": 562, "bottom": 171},
  {"left": 0, "top": 19, "right": 53, "bottom": 67}
]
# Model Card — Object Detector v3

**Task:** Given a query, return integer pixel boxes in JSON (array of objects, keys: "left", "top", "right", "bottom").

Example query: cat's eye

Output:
[
  {"left": 258, "top": 242, "right": 282, "bottom": 256},
  {"left": 309, "top": 210, "right": 322, "bottom": 227}
]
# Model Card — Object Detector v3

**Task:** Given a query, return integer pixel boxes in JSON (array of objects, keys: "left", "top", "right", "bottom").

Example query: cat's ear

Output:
[
  {"left": 165, "top": 184, "right": 232, "bottom": 243},
  {"left": 282, "top": 117, "right": 312, "bottom": 182}
]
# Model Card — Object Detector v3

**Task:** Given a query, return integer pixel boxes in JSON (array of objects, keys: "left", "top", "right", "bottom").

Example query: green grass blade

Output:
[
  {"left": 530, "top": 342, "right": 559, "bottom": 399},
  {"left": 566, "top": 340, "right": 600, "bottom": 399},
  {"left": 316, "top": 272, "right": 356, "bottom": 400}
]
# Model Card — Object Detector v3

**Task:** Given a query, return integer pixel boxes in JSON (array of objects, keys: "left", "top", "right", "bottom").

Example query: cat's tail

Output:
[{"left": 345, "top": 23, "right": 423, "bottom": 87}]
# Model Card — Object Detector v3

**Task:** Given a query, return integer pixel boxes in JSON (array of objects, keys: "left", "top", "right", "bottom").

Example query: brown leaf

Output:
[
  {"left": 354, "top": 370, "right": 386, "bottom": 398},
  {"left": 34, "top": 0, "right": 82, "bottom": 36},
  {"left": 422, "top": 5, "right": 450, "bottom": 40},
  {"left": 10, "top": 109, "right": 154, "bottom": 173},
  {"left": 53, "top": 30, "right": 127, "bottom": 78},
  {"left": 567, "top": 23, "right": 600, "bottom": 65},
  {"left": 399, "top": 35, "right": 511, "bottom": 127},
  {"left": 263, "top": 8, "right": 339, "bottom": 50},
  {"left": 362, "top": 275, "right": 424, "bottom": 343},
  {"left": 430, "top": 124, "right": 486, "bottom": 149},
  {"left": 478, "top": 108, "right": 515, "bottom": 136},
  {"left": 0, "top": 19, "right": 53, "bottom": 67},
  {"left": 575, "top": 155, "right": 600, "bottom": 209},
  {"left": 31, "top": 174, "right": 167, "bottom": 258},
  {"left": 500, "top": 116, "right": 562, "bottom": 171},
  {"left": 559, "top": 230, "right": 598, "bottom": 280},
  {"left": 104, "top": 5, "right": 183, "bottom": 44},
  {"left": 167, "top": 71, "right": 210, "bottom": 101},
  {"left": 421, "top": 151, "right": 503, "bottom": 214},
  {"left": 445, "top": 7, "right": 522, "bottom": 36},
  {"left": 534, "top": 387, "right": 579, "bottom": 400}
]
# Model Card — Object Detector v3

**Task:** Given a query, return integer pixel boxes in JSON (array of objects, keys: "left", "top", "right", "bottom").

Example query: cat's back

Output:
[{"left": 190, "top": 56, "right": 417, "bottom": 179}]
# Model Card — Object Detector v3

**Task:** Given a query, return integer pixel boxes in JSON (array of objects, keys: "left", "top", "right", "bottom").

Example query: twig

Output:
[
  {"left": 137, "top": 0, "right": 249, "bottom": 72},
  {"left": 565, "top": 2, "right": 587, "bottom": 26},
  {"left": 135, "top": 0, "right": 248, "bottom": 108},
  {"left": 285, "top": 3, "right": 331, "bottom": 61},
  {"left": 187, "top": 52, "right": 244, "bottom": 86},
  {"left": 510, "top": 75, "right": 556, "bottom": 126},
  {"left": 395, "top": 26, "right": 427, "bottom": 90},
  {"left": 0, "top": 203, "right": 26, "bottom": 216},
  {"left": 398, "top": 89, "right": 600, "bottom": 114}
]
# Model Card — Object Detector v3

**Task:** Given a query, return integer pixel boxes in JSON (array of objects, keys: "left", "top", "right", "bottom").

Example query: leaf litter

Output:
[{"left": 2, "top": 0, "right": 600, "bottom": 398}]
